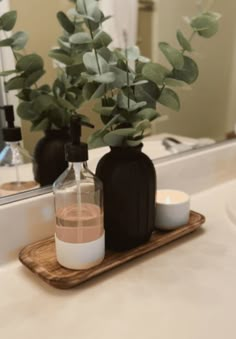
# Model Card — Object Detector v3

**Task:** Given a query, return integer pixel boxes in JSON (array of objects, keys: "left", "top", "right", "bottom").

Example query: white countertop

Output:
[{"left": 1, "top": 179, "right": 236, "bottom": 339}]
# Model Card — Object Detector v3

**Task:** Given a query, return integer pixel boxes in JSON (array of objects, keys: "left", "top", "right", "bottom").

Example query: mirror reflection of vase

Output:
[{"left": 33, "top": 128, "right": 70, "bottom": 187}]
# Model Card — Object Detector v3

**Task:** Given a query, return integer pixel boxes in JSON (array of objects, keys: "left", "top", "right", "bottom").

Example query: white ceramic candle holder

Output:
[{"left": 155, "top": 189, "right": 190, "bottom": 231}]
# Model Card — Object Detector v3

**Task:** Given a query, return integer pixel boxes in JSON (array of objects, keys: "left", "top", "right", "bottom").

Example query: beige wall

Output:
[{"left": 153, "top": 0, "right": 236, "bottom": 141}]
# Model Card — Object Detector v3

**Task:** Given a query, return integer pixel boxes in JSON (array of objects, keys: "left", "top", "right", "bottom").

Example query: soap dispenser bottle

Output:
[
  {"left": 0, "top": 105, "right": 35, "bottom": 195},
  {"left": 53, "top": 115, "right": 105, "bottom": 270}
]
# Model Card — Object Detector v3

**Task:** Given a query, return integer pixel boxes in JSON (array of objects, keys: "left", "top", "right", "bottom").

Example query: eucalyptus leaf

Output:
[
  {"left": 31, "top": 118, "right": 50, "bottom": 131},
  {"left": 11, "top": 31, "right": 29, "bottom": 50},
  {"left": 83, "top": 51, "right": 109, "bottom": 74},
  {"left": 24, "top": 69, "right": 45, "bottom": 87},
  {"left": 82, "top": 82, "right": 106, "bottom": 100},
  {"left": 142, "top": 62, "right": 170, "bottom": 86},
  {"left": 135, "top": 82, "right": 160, "bottom": 109},
  {"left": 117, "top": 93, "right": 146, "bottom": 112},
  {"left": 0, "top": 69, "right": 17, "bottom": 76},
  {"left": 93, "top": 101, "right": 115, "bottom": 116},
  {"left": 136, "top": 108, "right": 160, "bottom": 121},
  {"left": 164, "top": 77, "right": 190, "bottom": 89},
  {"left": 172, "top": 56, "right": 199, "bottom": 84},
  {"left": 89, "top": 72, "right": 116, "bottom": 84},
  {"left": 5, "top": 76, "right": 25, "bottom": 91},
  {"left": 69, "top": 32, "right": 92, "bottom": 45},
  {"left": 16, "top": 54, "right": 44, "bottom": 74},
  {"left": 0, "top": 37, "right": 13, "bottom": 47},
  {"left": 176, "top": 30, "right": 192, "bottom": 52},
  {"left": 134, "top": 119, "right": 151, "bottom": 132},
  {"left": 158, "top": 88, "right": 180, "bottom": 111},
  {"left": 88, "top": 129, "right": 107, "bottom": 149},
  {"left": 32, "top": 95, "right": 56, "bottom": 113},
  {"left": 1, "top": 10, "right": 17, "bottom": 31},
  {"left": 57, "top": 11, "right": 75, "bottom": 34},
  {"left": 93, "top": 31, "right": 112, "bottom": 49},
  {"left": 191, "top": 13, "right": 219, "bottom": 38},
  {"left": 49, "top": 49, "right": 73, "bottom": 66},
  {"left": 17, "top": 102, "right": 35, "bottom": 120},
  {"left": 123, "top": 46, "right": 140, "bottom": 61},
  {"left": 159, "top": 42, "right": 184, "bottom": 70},
  {"left": 56, "top": 97, "right": 76, "bottom": 110}
]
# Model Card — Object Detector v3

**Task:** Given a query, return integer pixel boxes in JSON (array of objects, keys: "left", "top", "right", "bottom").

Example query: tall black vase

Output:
[
  {"left": 96, "top": 145, "right": 156, "bottom": 251},
  {"left": 33, "top": 129, "right": 70, "bottom": 186}
]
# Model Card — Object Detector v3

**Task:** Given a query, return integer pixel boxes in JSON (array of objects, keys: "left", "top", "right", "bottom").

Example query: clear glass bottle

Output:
[
  {"left": 53, "top": 116, "right": 104, "bottom": 270},
  {"left": 0, "top": 106, "right": 36, "bottom": 195}
]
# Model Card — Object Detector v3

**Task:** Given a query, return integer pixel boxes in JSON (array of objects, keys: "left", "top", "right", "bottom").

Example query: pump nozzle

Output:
[
  {"left": 65, "top": 115, "right": 94, "bottom": 163},
  {"left": 70, "top": 115, "right": 94, "bottom": 146},
  {"left": 0, "top": 105, "right": 22, "bottom": 142}
]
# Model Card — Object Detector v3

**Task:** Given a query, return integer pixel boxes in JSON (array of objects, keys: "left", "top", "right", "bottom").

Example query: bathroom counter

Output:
[{"left": 1, "top": 178, "right": 236, "bottom": 339}]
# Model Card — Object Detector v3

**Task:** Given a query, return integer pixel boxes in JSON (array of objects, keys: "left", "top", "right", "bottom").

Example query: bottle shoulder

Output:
[{"left": 53, "top": 163, "right": 102, "bottom": 191}]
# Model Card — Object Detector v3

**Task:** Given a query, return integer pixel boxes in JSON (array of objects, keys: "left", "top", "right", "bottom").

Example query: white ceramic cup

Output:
[{"left": 155, "top": 189, "right": 190, "bottom": 230}]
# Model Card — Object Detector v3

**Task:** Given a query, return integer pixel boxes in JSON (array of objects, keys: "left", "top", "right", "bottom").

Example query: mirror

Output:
[{"left": 0, "top": 0, "right": 235, "bottom": 201}]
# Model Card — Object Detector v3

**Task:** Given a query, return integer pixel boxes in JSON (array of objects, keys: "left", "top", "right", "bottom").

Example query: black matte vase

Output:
[
  {"left": 33, "top": 128, "right": 70, "bottom": 186},
  {"left": 96, "top": 145, "right": 156, "bottom": 251}
]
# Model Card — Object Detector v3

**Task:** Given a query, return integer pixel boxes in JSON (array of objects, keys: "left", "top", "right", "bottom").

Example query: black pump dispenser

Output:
[
  {"left": 0, "top": 105, "right": 22, "bottom": 142},
  {"left": 65, "top": 115, "right": 94, "bottom": 163}
]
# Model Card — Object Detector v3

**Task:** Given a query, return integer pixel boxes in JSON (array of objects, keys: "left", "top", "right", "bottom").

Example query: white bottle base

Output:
[{"left": 55, "top": 232, "right": 105, "bottom": 270}]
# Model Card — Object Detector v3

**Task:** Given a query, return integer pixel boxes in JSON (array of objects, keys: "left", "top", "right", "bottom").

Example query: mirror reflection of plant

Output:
[
  {"left": 0, "top": 0, "right": 221, "bottom": 147},
  {"left": 0, "top": 7, "right": 90, "bottom": 131}
]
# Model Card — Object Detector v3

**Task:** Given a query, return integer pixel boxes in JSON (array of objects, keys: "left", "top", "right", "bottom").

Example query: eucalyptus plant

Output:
[{"left": 0, "top": 0, "right": 221, "bottom": 147}]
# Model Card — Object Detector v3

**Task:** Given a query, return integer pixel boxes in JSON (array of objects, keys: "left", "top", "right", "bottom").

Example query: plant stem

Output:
[
  {"left": 123, "top": 30, "right": 130, "bottom": 110},
  {"left": 83, "top": 0, "right": 102, "bottom": 75}
]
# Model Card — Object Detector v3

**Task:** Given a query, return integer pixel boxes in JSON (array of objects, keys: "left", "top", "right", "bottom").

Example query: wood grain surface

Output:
[{"left": 19, "top": 211, "right": 205, "bottom": 289}]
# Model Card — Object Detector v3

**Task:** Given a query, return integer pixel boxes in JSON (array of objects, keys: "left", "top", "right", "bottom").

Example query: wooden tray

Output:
[{"left": 19, "top": 211, "right": 205, "bottom": 289}]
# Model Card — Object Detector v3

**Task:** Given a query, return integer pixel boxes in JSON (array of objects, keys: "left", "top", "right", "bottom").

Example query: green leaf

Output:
[
  {"left": 57, "top": 11, "right": 75, "bottom": 34},
  {"left": 136, "top": 108, "right": 160, "bottom": 121},
  {"left": 77, "top": 0, "right": 102, "bottom": 22},
  {"left": 158, "top": 88, "right": 180, "bottom": 111},
  {"left": 191, "top": 13, "right": 219, "bottom": 38},
  {"left": 0, "top": 69, "right": 17, "bottom": 76},
  {"left": 172, "top": 56, "right": 199, "bottom": 84},
  {"left": 56, "top": 97, "right": 76, "bottom": 110},
  {"left": 93, "top": 31, "right": 112, "bottom": 49},
  {"left": 16, "top": 54, "right": 44, "bottom": 74},
  {"left": 32, "top": 95, "right": 55, "bottom": 113},
  {"left": 117, "top": 93, "right": 146, "bottom": 112},
  {"left": 48, "top": 49, "right": 73, "bottom": 66},
  {"left": 142, "top": 62, "right": 170, "bottom": 86},
  {"left": 66, "top": 63, "right": 85, "bottom": 77},
  {"left": 159, "top": 42, "right": 184, "bottom": 70},
  {"left": 124, "top": 46, "right": 140, "bottom": 61},
  {"left": 164, "top": 77, "right": 190, "bottom": 89},
  {"left": 134, "top": 119, "right": 151, "bottom": 132},
  {"left": 93, "top": 101, "right": 115, "bottom": 116},
  {"left": 11, "top": 32, "right": 29, "bottom": 50},
  {"left": 88, "top": 72, "right": 115, "bottom": 84},
  {"left": 82, "top": 82, "right": 106, "bottom": 100},
  {"left": 31, "top": 118, "right": 50, "bottom": 131},
  {"left": 0, "top": 37, "right": 13, "bottom": 47},
  {"left": 135, "top": 83, "right": 160, "bottom": 109},
  {"left": 1, "top": 10, "right": 17, "bottom": 31},
  {"left": 103, "top": 129, "right": 135, "bottom": 147},
  {"left": 5, "top": 76, "right": 25, "bottom": 91},
  {"left": 88, "top": 130, "right": 107, "bottom": 149},
  {"left": 83, "top": 52, "right": 109, "bottom": 74},
  {"left": 69, "top": 32, "right": 92, "bottom": 45},
  {"left": 17, "top": 102, "right": 35, "bottom": 120},
  {"left": 24, "top": 69, "right": 45, "bottom": 87},
  {"left": 176, "top": 30, "right": 192, "bottom": 52}
]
